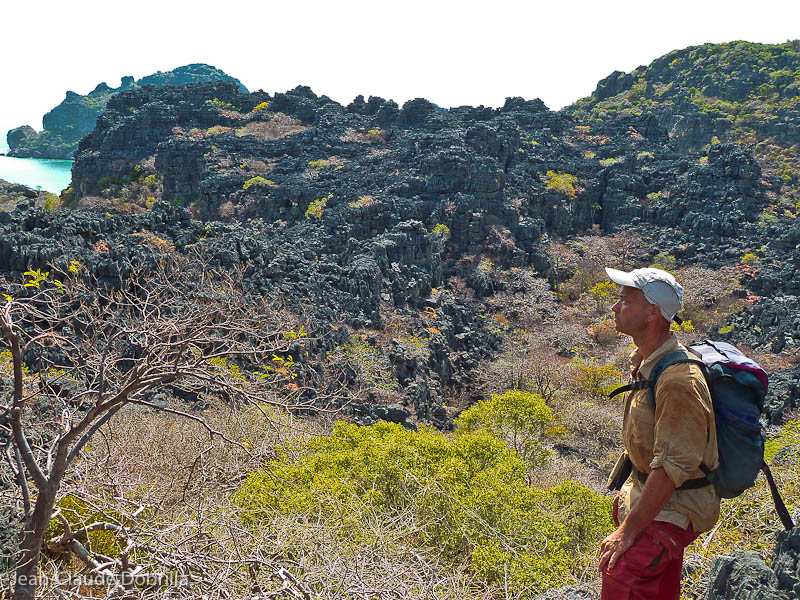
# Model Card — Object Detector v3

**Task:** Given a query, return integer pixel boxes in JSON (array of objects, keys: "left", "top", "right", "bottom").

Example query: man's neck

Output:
[{"left": 633, "top": 329, "right": 672, "bottom": 362}]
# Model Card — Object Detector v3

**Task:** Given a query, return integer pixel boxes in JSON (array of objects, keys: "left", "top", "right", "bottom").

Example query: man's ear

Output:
[{"left": 646, "top": 303, "right": 662, "bottom": 323}]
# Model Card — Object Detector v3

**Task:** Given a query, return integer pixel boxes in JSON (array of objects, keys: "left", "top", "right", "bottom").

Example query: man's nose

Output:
[{"left": 611, "top": 300, "right": 620, "bottom": 313}]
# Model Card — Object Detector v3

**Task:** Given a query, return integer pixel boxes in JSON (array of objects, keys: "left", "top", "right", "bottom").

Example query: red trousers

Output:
[{"left": 601, "top": 520, "right": 699, "bottom": 600}]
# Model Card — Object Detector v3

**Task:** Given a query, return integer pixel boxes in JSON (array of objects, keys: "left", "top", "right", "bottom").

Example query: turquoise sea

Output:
[{"left": 0, "top": 141, "right": 73, "bottom": 194}]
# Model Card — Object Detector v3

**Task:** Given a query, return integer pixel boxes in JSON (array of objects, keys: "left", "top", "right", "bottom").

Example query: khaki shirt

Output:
[{"left": 612, "top": 334, "right": 721, "bottom": 532}]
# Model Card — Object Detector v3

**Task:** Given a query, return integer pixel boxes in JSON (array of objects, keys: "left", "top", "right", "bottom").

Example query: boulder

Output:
[
  {"left": 705, "top": 526, "right": 800, "bottom": 600},
  {"left": 7, "top": 125, "right": 36, "bottom": 150}
]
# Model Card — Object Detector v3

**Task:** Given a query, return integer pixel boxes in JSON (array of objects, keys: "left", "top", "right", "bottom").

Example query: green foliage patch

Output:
[
  {"left": 235, "top": 421, "right": 613, "bottom": 596},
  {"left": 46, "top": 494, "right": 127, "bottom": 559},
  {"left": 456, "top": 390, "right": 553, "bottom": 465},
  {"left": 242, "top": 176, "right": 274, "bottom": 190},
  {"left": 573, "top": 358, "right": 625, "bottom": 401},
  {"left": 542, "top": 170, "right": 578, "bottom": 200},
  {"left": 305, "top": 194, "right": 331, "bottom": 220}
]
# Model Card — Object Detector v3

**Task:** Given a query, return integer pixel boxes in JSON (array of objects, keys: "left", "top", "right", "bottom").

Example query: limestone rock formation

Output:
[
  {"left": 6, "top": 125, "right": 36, "bottom": 150},
  {"left": 7, "top": 64, "right": 247, "bottom": 159},
  {"left": 704, "top": 526, "right": 800, "bottom": 599}
]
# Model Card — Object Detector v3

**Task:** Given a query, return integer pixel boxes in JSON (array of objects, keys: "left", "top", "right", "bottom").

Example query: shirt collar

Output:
[{"left": 630, "top": 333, "right": 680, "bottom": 380}]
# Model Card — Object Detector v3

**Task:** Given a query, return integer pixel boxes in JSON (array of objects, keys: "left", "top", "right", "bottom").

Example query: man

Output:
[{"left": 598, "top": 267, "right": 720, "bottom": 600}]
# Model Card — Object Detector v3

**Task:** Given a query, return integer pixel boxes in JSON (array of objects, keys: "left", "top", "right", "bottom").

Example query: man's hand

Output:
[
  {"left": 598, "top": 526, "right": 635, "bottom": 572},
  {"left": 598, "top": 467, "right": 675, "bottom": 573}
]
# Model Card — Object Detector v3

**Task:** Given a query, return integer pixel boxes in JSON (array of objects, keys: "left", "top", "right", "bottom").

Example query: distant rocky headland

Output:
[{"left": 5, "top": 63, "right": 247, "bottom": 160}]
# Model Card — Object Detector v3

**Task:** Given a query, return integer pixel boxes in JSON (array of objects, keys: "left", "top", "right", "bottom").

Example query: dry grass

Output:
[
  {"left": 340, "top": 128, "right": 386, "bottom": 144},
  {"left": 235, "top": 113, "right": 308, "bottom": 140},
  {"left": 130, "top": 230, "right": 175, "bottom": 253}
]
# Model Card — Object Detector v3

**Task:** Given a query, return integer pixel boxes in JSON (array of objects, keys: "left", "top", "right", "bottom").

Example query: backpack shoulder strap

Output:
[
  {"left": 646, "top": 349, "right": 707, "bottom": 412},
  {"left": 607, "top": 348, "right": 706, "bottom": 410}
]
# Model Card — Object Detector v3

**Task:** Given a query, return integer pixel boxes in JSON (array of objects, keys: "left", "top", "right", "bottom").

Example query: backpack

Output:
[{"left": 609, "top": 340, "right": 794, "bottom": 531}]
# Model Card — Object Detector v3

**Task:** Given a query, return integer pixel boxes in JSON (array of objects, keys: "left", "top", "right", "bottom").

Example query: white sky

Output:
[{"left": 2, "top": 0, "right": 799, "bottom": 142}]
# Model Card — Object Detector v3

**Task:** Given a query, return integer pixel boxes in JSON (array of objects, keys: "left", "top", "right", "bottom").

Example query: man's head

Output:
[{"left": 605, "top": 267, "right": 684, "bottom": 336}]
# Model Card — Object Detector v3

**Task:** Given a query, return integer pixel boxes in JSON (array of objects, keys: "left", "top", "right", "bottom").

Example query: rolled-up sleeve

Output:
[{"left": 649, "top": 368, "right": 712, "bottom": 488}]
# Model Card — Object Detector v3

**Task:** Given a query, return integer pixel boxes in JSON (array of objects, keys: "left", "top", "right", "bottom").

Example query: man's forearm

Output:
[{"left": 619, "top": 467, "right": 675, "bottom": 539}]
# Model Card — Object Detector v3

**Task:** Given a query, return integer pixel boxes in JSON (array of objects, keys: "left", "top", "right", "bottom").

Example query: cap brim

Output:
[{"left": 605, "top": 267, "right": 638, "bottom": 288}]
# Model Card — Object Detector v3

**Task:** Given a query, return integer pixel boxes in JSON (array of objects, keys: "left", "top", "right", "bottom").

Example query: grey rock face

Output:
[
  {"left": 7, "top": 125, "right": 36, "bottom": 150},
  {"left": 7, "top": 64, "right": 247, "bottom": 159},
  {"left": 705, "top": 527, "right": 800, "bottom": 600}
]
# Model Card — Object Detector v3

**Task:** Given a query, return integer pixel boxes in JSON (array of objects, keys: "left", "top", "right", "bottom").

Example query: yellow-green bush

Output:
[
  {"left": 242, "top": 176, "right": 274, "bottom": 190},
  {"left": 235, "top": 421, "right": 612, "bottom": 596},
  {"left": 588, "top": 280, "right": 617, "bottom": 311},
  {"left": 43, "top": 195, "right": 63, "bottom": 212},
  {"left": 542, "top": 171, "right": 578, "bottom": 200},
  {"left": 456, "top": 390, "right": 553, "bottom": 465},
  {"left": 305, "top": 194, "right": 331, "bottom": 220},
  {"left": 431, "top": 223, "right": 450, "bottom": 236},
  {"left": 650, "top": 252, "right": 677, "bottom": 272},
  {"left": 573, "top": 358, "right": 625, "bottom": 401},
  {"left": 765, "top": 419, "right": 800, "bottom": 463},
  {"left": 670, "top": 319, "right": 695, "bottom": 333},
  {"left": 46, "top": 494, "right": 126, "bottom": 558},
  {"left": 741, "top": 252, "right": 761, "bottom": 265},
  {"left": 307, "top": 159, "right": 330, "bottom": 170}
]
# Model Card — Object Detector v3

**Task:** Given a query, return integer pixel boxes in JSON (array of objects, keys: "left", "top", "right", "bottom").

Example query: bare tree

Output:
[{"left": 0, "top": 255, "right": 307, "bottom": 599}]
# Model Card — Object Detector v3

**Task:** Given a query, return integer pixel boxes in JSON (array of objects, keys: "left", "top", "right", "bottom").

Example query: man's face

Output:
[{"left": 611, "top": 286, "right": 655, "bottom": 336}]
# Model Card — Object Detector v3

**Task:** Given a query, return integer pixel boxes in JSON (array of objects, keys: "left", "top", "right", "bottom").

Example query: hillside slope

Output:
[{"left": 567, "top": 40, "right": 800, "bottom": 201}]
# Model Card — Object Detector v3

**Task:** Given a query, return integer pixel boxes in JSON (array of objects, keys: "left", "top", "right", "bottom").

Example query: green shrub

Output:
[
  {"left": 543, "top": 171, "right": 578, "bottom": 200},
  {"left": 758, "top": 210, "right": 778, "bottom": 226},
  {"left": 207, "top": 125, "right": 229, "bottom": 136},
  {"left": 307, "top": 159, "right": 331, "bottom": 170},
  {"left": 645, "top": 190, "right": 663, "bottom": 203},
  {"left": 205, "top": 98, "right": 238, "bottom": 111},
  {"left": 242, "top": 176, "right": 274, "bottom": 190},
  {"left": 456, "top": 390, "right": 553, "bottom": 465},
  {"left": 305, "top": 194, "right": 330, "bottom": 220},
  {"left": 765, "top": 419, "right": 800, "bottom": 463},
  {"left": 0, "top": 349, "right": 29, "bottom": 375},
  {"left": 43, "top": 195, "right": 62, "bottom": 212},
  {"left": 46, "top": 494, "right": 126, "bottom": 558},
  {"left": 650, "top": 252, "right": 677, "bottom": 272},
  {"left": 235, "top": 421, "right": 613, "bottom": 595},
  {"left": 573, "top": 358, "right": 625, "bottom": 401}
]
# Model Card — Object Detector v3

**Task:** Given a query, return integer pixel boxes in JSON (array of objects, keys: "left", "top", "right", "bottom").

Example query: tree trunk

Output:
[{"left": 13, "top": 486, "right": 55, "bottom": 600}]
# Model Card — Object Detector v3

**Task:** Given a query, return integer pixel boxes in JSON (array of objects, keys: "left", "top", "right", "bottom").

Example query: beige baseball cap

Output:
[{"left": 605, "top": 267, "right": 684, "bottom": 323}]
